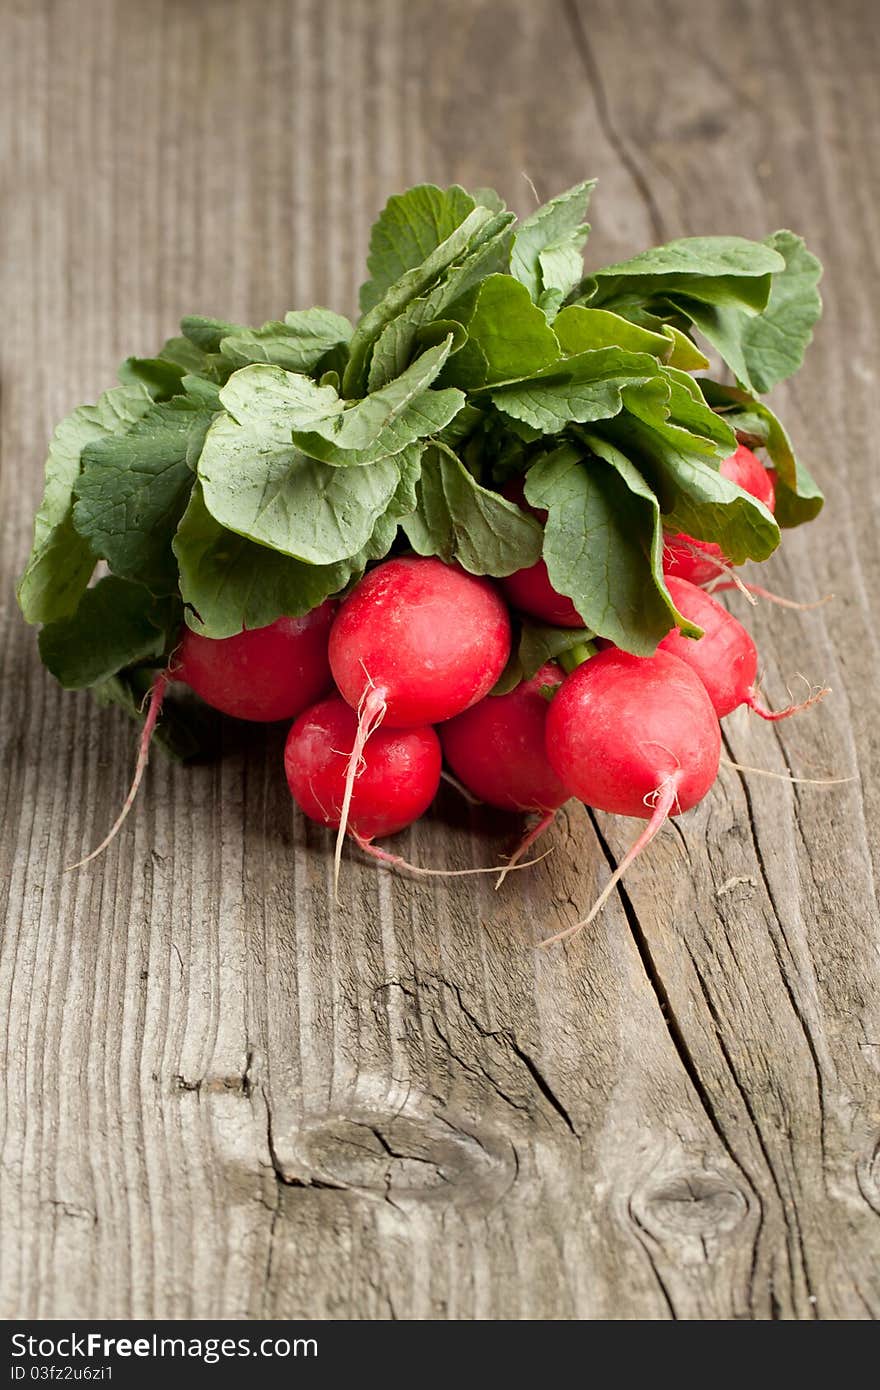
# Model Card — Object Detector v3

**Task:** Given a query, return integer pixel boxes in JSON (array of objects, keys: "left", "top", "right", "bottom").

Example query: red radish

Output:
[
  {"left": 541, "top": 648, "right": 721, "bottom": 944},
  {"left": 501, "top": 560, "right": 585, "bottom": 627},
  {"left": 664, "top": 444, "right": 776, "bottom": 585},
  {"left": 330, "top": 557, "right": 510, "bottom": 727},
  {"left": 70, "top": 604, "right": 335, "bottom": 870},
  {"left": 440, "top": 663, "right": 569, "bottom": 815},
  {"left": 176, "top": 605, "right": 335, "bottom": 722},
  {"left": 658, "top": 576, "right": 829, "bottom": 720},
  {"left": 499, "top": 479, "right": 584, "bottom": 627},
  {"left": 285, "top": 694, "right": 441, "bottom": 841},
  {"left": 441, "top": 662, "right": 570, "bottom": 884},
  {"left": 327, "top": 556, "right": 510, "bottom": 889},
  {"left": 284, "top": 693, "right": 547, "bottom": 884}
]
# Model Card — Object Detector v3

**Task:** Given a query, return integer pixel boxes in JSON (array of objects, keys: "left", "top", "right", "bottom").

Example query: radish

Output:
[
  {"left": 658, "top": 576, "right": 828, "bottom": 720},
  {"left": 441, "top": 663, "right": 569, "bottom": 814},
  {"left": 327, "top": 556, "right": 510, "bottom": 888},
  {"left": 501, "top": 558, "right": 585, "bottom": 627},
  {"left": 542, "top": 648, "right": 721, "bottom": 943},
  {"left": 441, "top": 662, "right": 570, "bottom": 883},
  {"left": 176, "top": 605, "right": 335, "bottom": 722},
  {"left": 664, "top": 444, "right": 776, "bottom": 586},
  {"left": 71, "top": 605, "right": 335, "bottom": 869},
  {"left": 499, "top": 479, "right": 584, "bottom": 627},
  {"left": 285, "top": 694, "right": 442, "bottom": 841},
  {"left": 330, "top": 557, "right": 511, "bottom": 726},
  {"left": 284, "top": 692, "right": 547, "bottom": 883}
]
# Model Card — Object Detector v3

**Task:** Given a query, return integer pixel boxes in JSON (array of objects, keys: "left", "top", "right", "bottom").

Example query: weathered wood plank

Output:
[{"left": 0, "top": 0, "right": 878, "bottom": 1320}]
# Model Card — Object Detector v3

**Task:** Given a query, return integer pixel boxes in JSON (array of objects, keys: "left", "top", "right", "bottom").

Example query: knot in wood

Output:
[
  {"left": 637, "top": 1172, "right": 749, "bottom": 1239},
  {"left": 285, "top": 1108, "right": 514, "bottom": 1206}
]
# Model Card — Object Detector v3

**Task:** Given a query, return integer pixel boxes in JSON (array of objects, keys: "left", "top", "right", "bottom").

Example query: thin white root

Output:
[
  {"left": 67, "top": 671, "right": 169, "bottom": 870},
  {"left": 352, "top": 832, "right": 551, "bottom": 881},
  {"left": 708, "top": 579, "right": 834, "bottom": 611},
  {"left": 538, "top": 780, "right": 677, "bottom": 949},
  {"left": 495, "top": 810, "right": 556, "bottom": 890},
  {"left": 440, "top": 769, "right": 482, "bottom": 806},
  {"left": 721, "top": 756, "right": 853, "bottom": 786},
  {"left": 332, "top": 684, "right": 387, "bottom": 903},
  {"left": 670, "top": 541, "right": 757, "bottom": 605},
  {"left": 746, "top": 677, "right": 829, "bottom": 722}
]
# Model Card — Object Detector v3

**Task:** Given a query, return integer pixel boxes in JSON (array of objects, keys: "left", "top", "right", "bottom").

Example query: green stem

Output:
[{"left": 558, "top": 640, "right": 596, "bottom": 674}]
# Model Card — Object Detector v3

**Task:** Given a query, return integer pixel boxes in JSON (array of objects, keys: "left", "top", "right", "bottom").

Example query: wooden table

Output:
[{"left": 2, "top": 0, "right": 878, "bottom": 1321}]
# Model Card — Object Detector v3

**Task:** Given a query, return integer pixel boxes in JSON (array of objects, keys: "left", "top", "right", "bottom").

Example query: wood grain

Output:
[{"left": 1, "top": 0, "right": 878, "bottom": 1320}]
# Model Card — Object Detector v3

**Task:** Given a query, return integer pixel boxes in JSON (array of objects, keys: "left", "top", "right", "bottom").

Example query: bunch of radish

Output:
[
  {"left": 17, "top": 177, "right": 829, "bottom": 941},
  {"left": 148, "top": 442, "right": 824, "bottom": 938}
]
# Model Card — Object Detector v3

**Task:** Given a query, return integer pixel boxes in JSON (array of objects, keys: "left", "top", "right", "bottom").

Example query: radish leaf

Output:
[
  {"left": 73, "top": 395, "right": 214, "bottom": 594},
  {"left": 18, "top": 383, "right": 153, "bottom": 625},
  {"left": 511, "top": 180, "right": 595, "bottom": 303},
  {"left": 402, "top": 444, "right": 542, "bottom": 575},
  {"left": 525, "top": 441, "right": 698, "bottom": 654},
  {"left": 360, "top": 184, "right": 479, "bottom": 315},
  {"left": 38, "top": 577, "right": 176, "bottom": 689}
]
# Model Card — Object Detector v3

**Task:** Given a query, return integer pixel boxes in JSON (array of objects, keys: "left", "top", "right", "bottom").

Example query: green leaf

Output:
[
  {"left": 204, "top": 355, "right": 461, "bottom": 474},
  {"left": 180, "top": 375, "right": 223, "bottom": 410},
  {"left": 118, "top": 356, "right": 188, "bottom": 401},
  {"left": 520, "top": 623, "right": 595, "bottom": 676},
  {"left": 604, "top": 385, "right": 779, "bottom": 563},
  {"left": 488, "top": 346, "right": 662, "bottom": 434},
  {"left": 674, "top": 231, "right": 821, "bottom": 393},
  {"left": 662, "top": 326, "right": 709, "bottom": 370},
  {"left": 701, "top": 380, "right": 823, "bottom": 526},
  {"left": 360, "top": 183, "right": 478, "bottom": 314},
  {"left": 366, "top": 301, "right": 466, "bottom": 392},
  {"left": 401, "top": 444, "right": 542, "bottom": 575},
  {"left": 511, "top": 180, "right": 595, "bottom": 301},
  {"left": 525, "top": 441, "right": 698, "bottom": 655},
  {"left": 17, "top": 383, "right": 154, "bottom": 624},
  {"left": 470, "top": 186, "right": 507, "bottom": 214},
  {"left": 588, "top": 235, "right": 785, "bottom": 311},
  {"left": 197, "top": 372, "right": 418, "bottom": 563},
  {"left": 175, "top": 484, "right": 353, "bottom": 638},
  {"left": 218, "top": 307, "right": 353, "bottom": 372},
  {"left": 73, "top": 396, "right": 214, "bottom": 593},
  {"left": 176, "top": 458, "right": 417, "bottom": 638},
  {"left": 287, "top": 337, "right": 463, "bottom": 464},
  {"left": 738, "top": 232, "right": 822, "bottom": 391},
  {"left": 553, "top": 304, "right": 673, "bottom": 358},
  {"left": 366, "top": 216, "right": 515, "bottom": 391},
  {"left": 181, "top": 315, "right": 246, "bottom": 353},
  {"left": 345, "top": 205, "right": 498, "bottom": 394},
  {"left": 659, "top": 370, "right": 738, "bottom": 452},
  {"left": 443, "top": 274, "right": 561, "bottom": 389},
  {"left": 38, "top": 577, "right": 176, "bottom": 689},
  {"left": 158, "top": 335, "right": 229, "bottom": 382}
]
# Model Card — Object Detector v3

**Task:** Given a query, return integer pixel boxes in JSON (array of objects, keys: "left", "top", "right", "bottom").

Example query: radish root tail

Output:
[
  {"left": 495, "top": 810, "right": 556, "bottom": 890},
  {"left": 539, "top": 780, "right": 677, "bottom": 949},
  {"left": 746, "top": 679, "right": 829, "bottom": 722},
  {"left": 708, "top": 579, "right": 833, "bottom": 611},
  {"left": 721, "top": 755, "right": 853, "bottom": 786},
  {"left": 332, "top": 683, "right": 387, "bottom": 901},
  {"left": 67, "top": 670, "right": 168, "bottom": 871},
  {"left": 353, "top": 832, "right": 551, "bottom": 881},
  {"left": 669, "top": 540, "right": 757, "bottom": 605}
]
